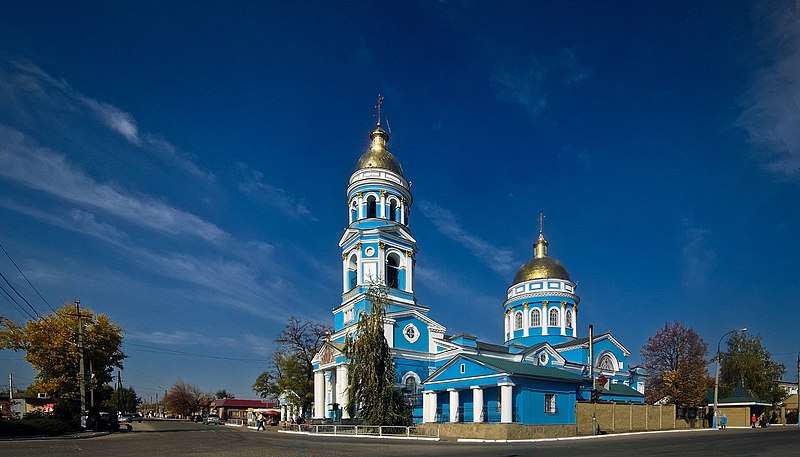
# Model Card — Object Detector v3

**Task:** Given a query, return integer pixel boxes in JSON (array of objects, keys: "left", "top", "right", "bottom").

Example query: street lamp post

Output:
[{"left": 713, "top": 328, "right": 746, "bottom": 429}]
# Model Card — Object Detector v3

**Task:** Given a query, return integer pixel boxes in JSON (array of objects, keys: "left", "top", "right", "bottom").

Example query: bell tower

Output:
[{"left": 331, "top": 97, "right": 425, "bottom": 339}]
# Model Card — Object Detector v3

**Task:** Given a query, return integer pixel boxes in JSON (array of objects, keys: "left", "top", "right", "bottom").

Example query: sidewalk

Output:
[{"left": 0, "top": 430, "right": 111, "bottom": 441}]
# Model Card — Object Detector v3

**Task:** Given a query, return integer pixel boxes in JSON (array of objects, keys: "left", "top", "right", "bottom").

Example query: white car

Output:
[{"left": 203, "top": 413, "right": 221, "bottom": 425}]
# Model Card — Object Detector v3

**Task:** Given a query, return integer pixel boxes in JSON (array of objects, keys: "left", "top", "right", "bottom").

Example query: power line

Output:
[
  {"left": 122, "top": 341, "right": 267, "bottom": 365},
  {"left": 0, "top": 271, "right": 39, "bottom": 319},
  {"left": 0, "top": 282, "right": 36, "bottom": 321},
  {"left": 0, "top": 241, "right": 56, "bottom": 313}
]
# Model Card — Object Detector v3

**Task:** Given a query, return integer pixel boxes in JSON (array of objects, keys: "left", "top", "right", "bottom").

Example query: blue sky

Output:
[{"left": 1, "top": 1, "right": 799, "bottom": 401}]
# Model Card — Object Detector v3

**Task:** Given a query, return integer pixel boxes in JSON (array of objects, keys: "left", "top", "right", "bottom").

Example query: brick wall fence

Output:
[{"left": 419, "top": 403, "right": 701, "bottom": 440}]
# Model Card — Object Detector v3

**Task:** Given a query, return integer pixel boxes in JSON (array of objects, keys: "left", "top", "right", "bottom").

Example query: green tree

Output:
[
  {"left": 253, "top": 316, "right": 330, "bottom": 417},
  {"left": 641, "top": 322, "right": 709, "bottom": 407},
  {"left": 105, "top": 386, "right": 141, "bottom": 414},
  {"left": 343, "top": 285, "right": 411, "bottom": 426},
  {"left": 0, "top": 302, "right": 126, "bottom": 400},
  {"left": 164, "top": 381, "right": 210, "bottom": 417},
  {"left": 215, "top": 389, "right": 234, "bottom": 399},
  {"left": 720, "top": 332, "right": 785, "bottom": 404}
]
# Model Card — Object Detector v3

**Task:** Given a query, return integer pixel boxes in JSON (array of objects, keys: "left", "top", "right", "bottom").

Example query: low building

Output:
[{"left": 210, "top": 399, "right": 277, "bottom": 422}]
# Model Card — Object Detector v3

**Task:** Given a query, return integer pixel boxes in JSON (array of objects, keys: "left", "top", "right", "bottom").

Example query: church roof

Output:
[
  {"left": 599, "top": 383, "right": 644, "bottom": 399},
  {"left": 354, "top": 125, "right": 404, "bottom": 176},
  {"left": 463, "top": 354, "right": 586, "bottom": 383}
]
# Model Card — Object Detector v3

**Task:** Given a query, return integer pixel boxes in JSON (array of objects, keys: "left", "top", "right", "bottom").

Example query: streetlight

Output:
[{"left": 713, "top": 328, "right": 746, "bottom": 429}]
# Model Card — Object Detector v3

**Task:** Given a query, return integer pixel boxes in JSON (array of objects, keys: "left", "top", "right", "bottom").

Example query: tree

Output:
[
  {"left": 252, "top": 316, "right": 330, "bottom": 417},
  {"left": 105, "top": 386, "right": 141, "bottom": 414},
  {"left": 720, "top": 332, "right": 785, "bottom": 405},
  {"left": 0, "top": 302, "right": 126, "bottom": 400},
  {"left": 641, "top": 321, "right": 709, "bottom": 407},
  {"left": 215, "top": 389, "right": 234, "bottom": 399},
  {"left": 164, "top": 381, "right": 210, "bottom": 417},
  {"left": 343, "top": 285, "right": 411, "bottom": 426}
]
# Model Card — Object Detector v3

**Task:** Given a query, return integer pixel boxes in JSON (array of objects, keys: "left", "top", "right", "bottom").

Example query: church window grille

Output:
[
  {"left": 344, "top": 307, "right": 354, "bottom": 323},
  {"left": 549, "top": 308, "right": 559, "bottom": 326},
  {"left": 350, "top": 200, "right": 358, "bottom": 222},
  {"left": 545, "top": 394, "right": 557, "bottom": 414},
  {"left": 514, "top": 311, "right": 523, "bottom": 330},
  {"left": 599, "top": 354, "right": 615, "bottom": 371},
  {"left": 565, "top": 309, "right": 573, "bottom": 329},
  {"left": 530, "top": 309, "right": 541, "bottom": 327},
  {"left": 366, "top": 195, "right": 377, "bottom": 218},
  {"left": 386, "top": 254, "right": 400, "bottom": 288},
  {"left": 389, "top": 199, "right": 398, "bottom": 222}
]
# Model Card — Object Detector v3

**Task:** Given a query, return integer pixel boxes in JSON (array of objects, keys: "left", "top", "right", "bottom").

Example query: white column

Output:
[
  {"left": 314, "top": 371, "right": 325, "bottom": 419},
  {"left": 336, "top": 365, "right": 349, "bottom": 419},
  {"left": 471, "top": 386, "right": 483, "bottom": 423},
  {"left": 422, "top": 391, "right": 433, "bottom": 423},
  {"left": 448, "top": 389, "right": 459, "bottom": 423},
  {"left": 560, "top": 302, "right": 566, "bottom": 336},
  {"left": 504, "top": 312, "right": 510, "bottom": 341},
  {"left": 380, "top": 191, "right": 386, "bottom": 218},
  {"left": 541, "top": 303, "right": 548, "bottom": 336},
  {"left": 522, "top": 304, "right": 530, "bottom": 337},
  {"left": 500, "top": 382, "right": 514, "bottom": 423},
  {"left": 572, "top": 308, "right": 578, "bottom": 338},
  {"left": 400, "top": 199, "right": 405, "bottom": 225}
]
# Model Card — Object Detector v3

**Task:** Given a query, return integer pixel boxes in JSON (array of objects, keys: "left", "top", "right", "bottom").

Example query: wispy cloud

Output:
[
  {"left": 418, "top": 201, "right": 515, "bottom": 274},
  {"left": 4, "top": 61, "right": 213, "bottom": 180},
  {"left": 492, "top": 48, "right": 593, "bottom": 118},
  {"left": 237, "top": 163, "right": 315, "bottom": 220},
  {"left": 737, "top": 0, "right": 800, "bottom": 179},
  {"left": 681, "top": 218, "right": 716, "bottom": 288},
  {"left": 0, "top": 124, "right": 228, "bottom": 243}
]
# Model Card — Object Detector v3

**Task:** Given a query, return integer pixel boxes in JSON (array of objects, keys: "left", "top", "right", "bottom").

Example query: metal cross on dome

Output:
[
  {"left": 375, "top": 94, "right": 384, "bottom": 126},
  {"left": 538, "top": 212, "right": 545, "bottom": 235}
]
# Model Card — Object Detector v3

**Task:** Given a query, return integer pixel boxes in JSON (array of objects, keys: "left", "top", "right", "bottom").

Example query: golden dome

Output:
[
  {"left": 512, "top": 256, "right": 572, "bottom": 283},
  {"left": 511, "top": 218, "right": 571, "bottom": 284},
  {"left": 354, "top": 126, "right": 404, "bottom": 176}
]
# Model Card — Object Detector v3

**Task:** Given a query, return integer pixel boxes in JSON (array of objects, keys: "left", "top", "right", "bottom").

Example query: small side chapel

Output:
[{"left": 312, "top": 100, "right": 645, "bottom": 426}]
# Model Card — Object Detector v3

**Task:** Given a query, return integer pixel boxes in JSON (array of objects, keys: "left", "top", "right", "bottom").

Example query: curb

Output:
[{"left": 0, "top": 431, "right": 111, "bottom": 441}]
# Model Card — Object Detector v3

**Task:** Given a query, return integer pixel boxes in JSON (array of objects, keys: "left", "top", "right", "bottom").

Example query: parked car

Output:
[
  {"left": 191, "top": 414, "right": 203, "bottom": 422},
  {"left": 130, "top": 413, "right": 144, "bottom": 423},
  {"left": 203, "top": 413, "right": 221, "bottom": 425},
  {"left": 118, "top": 414, "right": 132, "bottom": 424}
]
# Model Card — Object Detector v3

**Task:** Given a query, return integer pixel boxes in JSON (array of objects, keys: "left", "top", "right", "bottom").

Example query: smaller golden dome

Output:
[
  {"left": 511, "top": 215, "right": 571, "bottom": 284},
  {"left": 354, "top": 126, "right": 404, "bottom": 176}
]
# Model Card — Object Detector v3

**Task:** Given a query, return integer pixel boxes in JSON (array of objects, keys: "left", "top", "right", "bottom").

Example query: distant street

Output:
[{"left": 3, "top": 420, "right": 800, "bottom": 457}]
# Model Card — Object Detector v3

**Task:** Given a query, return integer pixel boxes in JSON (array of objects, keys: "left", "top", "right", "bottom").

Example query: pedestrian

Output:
[
  {"left": 720, "top": 414, "right": 727, "bottom": 429},
  {"left": 751, "top": 413, "right": 757, "bottom": 428},
  {"left": 256, "top": 413, "right": 264, "bottom": 431}
]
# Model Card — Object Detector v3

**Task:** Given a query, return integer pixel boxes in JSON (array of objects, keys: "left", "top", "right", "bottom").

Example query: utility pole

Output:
[
  {"left": 75, "top": 300, "right": 86, "bottom": 418},
  {"left": 8, "top": 373, "right": 12, "bottom": 401}
]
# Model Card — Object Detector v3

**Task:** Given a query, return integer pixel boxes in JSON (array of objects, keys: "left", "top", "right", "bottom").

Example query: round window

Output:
[{"left": 403, "top": 323, "right": 420, "bottom": 343}]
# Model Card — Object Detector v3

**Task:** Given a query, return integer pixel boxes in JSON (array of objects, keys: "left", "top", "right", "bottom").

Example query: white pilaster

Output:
[
  {"left": 380, "top": 191, "right": 386, "bottom": 218},
  {"left": 448, "top": 389, "right": 459, "bottom": 423},
  {"left": 471, "top": 386, "right": 483, "bottom": 423},
  {"left": 314, "top": 370, "right": 325, "bottom": 419},
  {"left": 560, "top": 302, "right": 566, "bottom": 336},
  {"left": 522, "top": 304, "right": 529, "bottom": 337},
  {"left": 336, "top": 365, "right": 350, "bottom": 419},
  {"left": 500, "top": 382, "right": 514, "bottom": 423},
  {"left": 422, "top": 391, "right": 434, "bottom": 423},
  {"left": 541, "top": 303, "right": 548, "bottom": 336}
]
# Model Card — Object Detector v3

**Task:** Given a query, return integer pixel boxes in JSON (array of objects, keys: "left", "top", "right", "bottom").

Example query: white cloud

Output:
[
  {"left": 492, "top": 49, "right": 592, "bottom": 118},
  {"left": 75, "top": 94, "right": 141, "bottom": 145},
  {"left": 237, "top": 164, "right": 315, "bottom": 220},
  {"left": 681, "top": 218, "right": 716, "bottom": 288},
  {"left": 418, "top": 201, "right": 515, "bottom": 274},
  {"left": 0, "top": 124, "right": 228, "bottom": 243},
  {"left": 737, "top": 0, "right": 800, "bottom": 179},
  {"left": 4, "top": 61, "right": 211, "bottom": 179}
]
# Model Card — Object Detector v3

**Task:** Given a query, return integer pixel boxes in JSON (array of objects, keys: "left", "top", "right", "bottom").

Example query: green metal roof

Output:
[
  {"left": 601, "top": 382, "right": 644, "bottom": 398},
  {"left": 462, "top": 354, "right": 587, "bottom": 383},
  {"left": 720, "top": 383, "right": 770, "bottom": 405}
]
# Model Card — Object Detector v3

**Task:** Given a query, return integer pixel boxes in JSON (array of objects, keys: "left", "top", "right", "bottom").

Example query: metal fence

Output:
[{"left": 282, "top": 424, "right": 439, "bottom": 439}]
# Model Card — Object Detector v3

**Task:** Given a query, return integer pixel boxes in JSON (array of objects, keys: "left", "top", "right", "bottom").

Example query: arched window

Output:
[
  {"left": 599, "top": 354, "right": 615, "bottom": 371},
  {"left": 366, "top": 195, "right": 377, "bottom": 218},
  {"left": 514, "top": 311, "right": 523, "bottom": 330},
  {"left": 565, "top": 309, "right": 573, "bottom": 329},
  {"left": 530, "top": 308, "right": 541, "bottom": 327},
  {"left": 350, "top": 200, "right": 358, "bottom": 223},
  {"left": 549, "top": 308, "right": 559, "bottom": 326},
  {"left": 347, "top": 255, "right": 358, "bottom": 290},
  {"left": 389, "top": 199, "right": 398, "bottom": 222},
  {"left": 404, "top": 376, "right": 417, "bottom": 394},
  {"left": 386, "top": 254, "right": 400, "bottom": 288}
]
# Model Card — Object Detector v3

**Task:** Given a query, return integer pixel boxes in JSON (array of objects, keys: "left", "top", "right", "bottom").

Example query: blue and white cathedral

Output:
[{"left": 312, "top": 105, "right": 645, "bottom": 426}]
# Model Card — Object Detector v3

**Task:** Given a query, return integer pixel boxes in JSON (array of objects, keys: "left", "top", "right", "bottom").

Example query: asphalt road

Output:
[{"left": 3, "top": 420, "right": 800, "bottom": 457}]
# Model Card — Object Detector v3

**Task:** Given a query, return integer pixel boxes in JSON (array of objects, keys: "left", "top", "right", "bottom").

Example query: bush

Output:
[{"left": 0, "top": 414, "right": 78, "bottom": 437}]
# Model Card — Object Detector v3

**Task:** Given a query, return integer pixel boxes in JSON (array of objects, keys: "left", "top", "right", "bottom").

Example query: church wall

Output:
[
  {"left": 392, "top": 316, "right": 429, "bottom": 351},
  {"left": 513, "top": 380, "right": 577, "bottom": 424}
]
